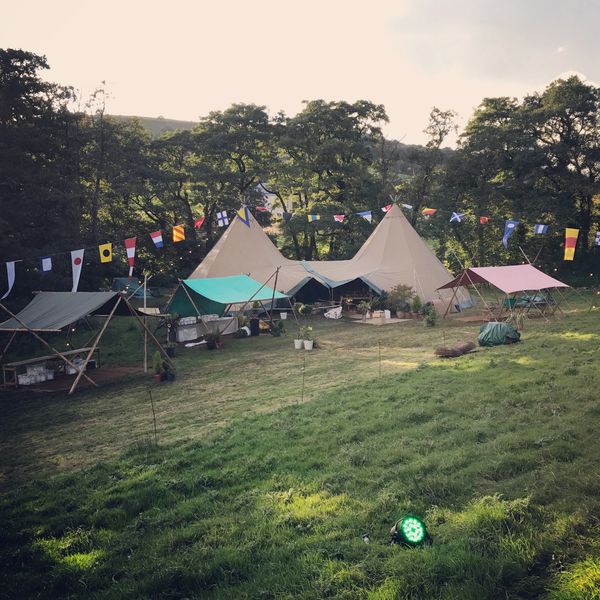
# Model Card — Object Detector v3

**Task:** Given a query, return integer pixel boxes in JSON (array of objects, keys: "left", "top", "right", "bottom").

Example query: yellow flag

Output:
[
  {"left": 99, "top": 242, "right": 113, "bottom": 263},
  {"left": 564, "top": 228, "right": 579, "bottom": 261}
]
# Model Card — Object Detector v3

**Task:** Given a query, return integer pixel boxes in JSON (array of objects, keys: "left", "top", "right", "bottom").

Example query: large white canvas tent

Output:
[{"left": 189, "top": 204, "right": 470, "bottom": 307}]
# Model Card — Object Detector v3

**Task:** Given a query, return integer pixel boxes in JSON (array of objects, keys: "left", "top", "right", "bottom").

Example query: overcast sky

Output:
[{"left": 3, "top": 0, "right": 599, "bottom": 145}]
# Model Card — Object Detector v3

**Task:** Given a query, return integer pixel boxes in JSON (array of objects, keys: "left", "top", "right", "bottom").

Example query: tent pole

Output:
[
  {"left": 68, "top": 296, "right": 123, "bottom": 395},
  {"left": 0, "top": 331, "right": 17, "bottom": 363},
  {"left": 269, "top": 267, "right": 280, "bottom": 325},
  {"left": 180, "top": 281, "right": 203, "bottom": 317},
  {"left": 0, "top": 301, "right": 98, "bottom": 388},
  {"left": 123, "top": 294, "right": 174, "bottom": 370}
]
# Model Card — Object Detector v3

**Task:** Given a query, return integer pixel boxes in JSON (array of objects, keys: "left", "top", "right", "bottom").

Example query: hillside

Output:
[{"left": 110, "top": 115, "right": 198, "bottom": 138}]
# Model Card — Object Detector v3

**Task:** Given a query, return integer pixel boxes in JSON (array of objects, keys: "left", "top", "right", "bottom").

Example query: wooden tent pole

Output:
[
  {"left": 0, "top": 301, "right": 98, "bottom": 388},
  {"left": 123, "top": 295, "right": 174, "bottom": 370},
  {"left": 143, "top": 273, "right": 148, "bottom": 373},
  {"left": 179, "top": 280, "right": 203, "bottom": 317},
  {"left": 268, "top": 267, "right": 280, "bottom": 326},
  {"left": 0, "top": 330, "right": 17, "bottom": 363},
  {"left": 68, "top": 296, "right": 123, "bottom": 395}
]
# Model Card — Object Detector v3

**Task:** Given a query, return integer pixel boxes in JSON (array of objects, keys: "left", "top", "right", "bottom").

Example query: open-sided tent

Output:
[
  {"left": 168, "top": 275, "right": 289, "bottom": 318},
  {"left": 437, "top": 265, "right": 569, "bottom": 318},
  {"left": 189, "top": 204, "right": 470, "bottom": 308},
  {"left": 0, "top": 291, "right": 172, "bottom": 394}
]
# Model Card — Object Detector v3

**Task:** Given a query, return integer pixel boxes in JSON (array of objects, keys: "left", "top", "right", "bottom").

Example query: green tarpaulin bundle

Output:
[{"left": 478, "top": 322, "right": 521, "bottom": 346}]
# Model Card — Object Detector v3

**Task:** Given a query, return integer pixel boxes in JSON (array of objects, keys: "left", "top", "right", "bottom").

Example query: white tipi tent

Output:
[{"left": 189, "top": 204, "right": 470, "bottom": 307}]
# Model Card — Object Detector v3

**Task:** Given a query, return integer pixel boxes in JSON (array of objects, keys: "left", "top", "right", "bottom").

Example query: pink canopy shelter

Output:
[{"left": 438, "top": 264, "right": 569, "bottom": 318}]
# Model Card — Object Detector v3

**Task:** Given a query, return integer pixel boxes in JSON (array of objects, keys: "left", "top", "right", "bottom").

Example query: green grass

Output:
[{"left": 1, "top": 297, "right": 600, "bottom": 598}]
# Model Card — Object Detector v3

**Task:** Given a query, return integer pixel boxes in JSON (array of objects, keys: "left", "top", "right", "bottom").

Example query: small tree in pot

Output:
[
  {"left": 205, "top": 329, "right": 222, "bottom": 350},
  {"left": 387, "top": 284, "right": 415, "bottom": 318}
]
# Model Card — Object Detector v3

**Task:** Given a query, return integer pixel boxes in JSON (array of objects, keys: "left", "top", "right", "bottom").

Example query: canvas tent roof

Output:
[
  {"left": 189, "top": 204, "right": 470, "bottom": 306},
  {"left": 0, "top": 291, "right": 128, "bottom": 332},
  {"left": 438, "top": 265, "right": 569, "bottom": 295},
  {"left": 168, "top": 275, "right": 288, "bottom": 318}
]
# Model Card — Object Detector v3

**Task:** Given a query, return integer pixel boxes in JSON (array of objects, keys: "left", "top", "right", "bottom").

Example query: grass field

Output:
[{"left": 1, "top": 297, "right": 600, "bottom": 599}]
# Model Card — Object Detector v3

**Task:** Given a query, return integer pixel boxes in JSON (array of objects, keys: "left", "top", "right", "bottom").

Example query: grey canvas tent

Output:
[{"left": 0, "top": 291, "right": 171, "bottom": 394}]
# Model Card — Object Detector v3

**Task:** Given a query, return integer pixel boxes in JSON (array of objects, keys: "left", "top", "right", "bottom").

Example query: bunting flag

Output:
[
  {"left": 172, "top": 225, "right": 185, "bottom": 243},
  {"left": 382, "top": 204, "right": 393, "bottom": 213},
  {"left": 41, "top": 257, "right": 52, "bottom": 273},
  {"left": 534, "top": 224, "right": 548, "bottom": 235},
  {"left": 282, "top": 212, "right": 293, "bottom": 223},
  {"left": 255, "top": 206, "right": 269, "bottom": 212},
  {"left": 595, "top": 232, "right": 600, "bottom": 246},
  {"left": 308, "top": 214, "right": 320, "bottom": 222},
  {"left": 357, "top": 210, "right": 372, "bottom": 223},
  {"left": 124, "top": 237, "right": 136, "bottom": 276},
  {"left": 422, "top": 208, "right": 437, "bottom": 216},
  {"left": 71, "top": 249, "right": 84, "bottom": 293},
  {"left": 502, "top": 220, "right": 519, "bottom": 248},
  {"left": 450, "top": 212, "right": 465, "bottom": 223},
  {"left": 99, "top": 242, "right": 113, "bottom": 263},
  {"left": 194, "top": 216, "right": 205, "bottom": 229},
  {"left": 1, "top": 261, "right": 16, "bottom": 300},
  {"left": 402, "top": 203, "right": 413, "bottom": 210},
  {"left": 236, "top": 206, "right": 251, "bottom": 227},
  {"left": 334, "top": 214, "right": 346, "bottom": 223},
  {"left": 564, "top": 228, "right": 579, "bottom": 261},
  {"left": 150, "top": 230, "right": 163, "bottom": 249},
  {"left": 217, "top": 211, "right": 229, "bottom": 227},
  {"left": 479, "top": 216, "right": 490, "bottom": 224}
]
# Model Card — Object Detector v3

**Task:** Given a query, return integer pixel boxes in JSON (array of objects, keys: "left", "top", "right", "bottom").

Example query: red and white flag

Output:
[
  {"left": 255, "top": 206, "right": 269, "bottom": 212},
  {"left": 382, "top": 204, "right": 393, "bottom": 213},
  {"left": 334, "top": 214, "right": 345, "bottom": 223},
  {"left": 124, "top": 237, "right": 136, "bottom": 276},
  {"left": 194, "top": 216, "right": 205, "bottom": 229},
  {"left": 71, "top": 249, "right": 84, "bottom": 292}
]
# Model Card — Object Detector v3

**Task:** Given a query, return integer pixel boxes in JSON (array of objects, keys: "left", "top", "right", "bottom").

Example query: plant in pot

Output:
[
  {"left": 205, "top": 329, "right": 222, "bottom": 350},
  {"left": 152, "top": 351, "right": 165, "bottom": 382},
  {"left": 357, "top": 300, "right": 374, "bottom": 320},
  {"left": 410, "top": 296, "right": 422, "bottom": 319},
  {"left": 387, "top": 284, "right": 416, "bottom": 318},
  {"left": 294, "top": 326, "right": 305, "bottom": 350},
  {"left": 302, "top": 326, "right": 314, "bottom": 350}
]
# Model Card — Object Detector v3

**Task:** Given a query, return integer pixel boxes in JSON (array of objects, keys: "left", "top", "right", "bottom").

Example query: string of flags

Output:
[{"left": 1, "top": 199, "right": 599, "bottom": 298}]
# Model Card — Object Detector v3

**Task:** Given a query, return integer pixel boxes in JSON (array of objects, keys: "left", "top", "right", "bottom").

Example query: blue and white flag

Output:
[
  {"left": 357, "top": 210, "right": 372, "bottom": 223},
  {"left": 217, "top": 211, "right": 229, "bottom": 227},
  {"left": 450, "top": 212, "right": 465, "bottom": 223},
  {"left": 502, "top": 220, "right": 519, "bottom": 248},
  {"left": 534, "top": 224, "right": 548, "bottom": 235},
  {"left": 41, "top": 257, "right": 52, "bottom": 272},
  {"left": 1, "top": 261, "right": 16, "bottom": 300},
  {"left": 595, "top": 232, "right": 600, "bottom": 246},
  {"left": 402, "top": 203, "right": 413, "bottom": 210}
]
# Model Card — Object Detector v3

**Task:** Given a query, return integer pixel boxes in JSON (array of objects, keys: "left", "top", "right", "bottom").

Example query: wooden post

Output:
[
  {"left": 0, "top": 302, "right": 98, "bottom": 388},
  {"left": 68, "top": 296, "right": 122, "bottom": 395},
  {"left": 143, "top": 273, "right": 148, "bottom": 373}
]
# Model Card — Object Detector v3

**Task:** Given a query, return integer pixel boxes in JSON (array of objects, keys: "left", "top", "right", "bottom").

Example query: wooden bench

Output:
[{"left": 2, "top": 347, "right": 100, "bottom": 388}]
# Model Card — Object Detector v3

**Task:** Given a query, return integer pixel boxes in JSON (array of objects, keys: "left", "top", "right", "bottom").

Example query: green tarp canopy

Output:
[
  {"left": 0, "top": 291, "right": 129, "bottom": 332},
  {"left": 168, "top": 275, "right": 288, "bottom": 317}
]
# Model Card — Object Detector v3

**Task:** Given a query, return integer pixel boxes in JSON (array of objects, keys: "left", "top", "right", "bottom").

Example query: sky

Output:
[{"left": 3, "top": 0, "right": 600, "bottom": 145}]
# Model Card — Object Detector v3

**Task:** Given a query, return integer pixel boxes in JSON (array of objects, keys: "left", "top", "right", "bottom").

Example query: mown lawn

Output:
[{"left": 1, "top": 297, "right": 600, "bottom": 599}]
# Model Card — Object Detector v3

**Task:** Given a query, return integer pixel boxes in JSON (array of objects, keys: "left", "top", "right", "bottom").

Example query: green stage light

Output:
[{"left": 390, "top": 515, "right": 430, "bottom": 546}]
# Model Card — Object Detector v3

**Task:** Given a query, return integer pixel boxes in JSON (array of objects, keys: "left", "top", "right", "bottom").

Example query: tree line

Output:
[{"left": 1, "top": 48, "right": 599, "bottom": 299}]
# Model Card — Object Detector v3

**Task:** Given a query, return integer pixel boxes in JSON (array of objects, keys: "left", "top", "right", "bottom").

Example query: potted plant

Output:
[
  {"left": 152, "top": 351, "right": 165, "bottom": 382},
  {"left": 163, "top": 360, "right": 176, "bottom": 381},
  {"left": 294, "top": 327, "right": 304, "bottom": 350},
  {"left": 387, "top": 284, "right": 416, "bottom": 318},
  {"left": 421, "top": 302, "right": 438, "bottom": 327},
  {"left": 205, "top": 329, "right": 222, "bottom": 350},
  {"left": 411, "top": 296, "right": 422, "bottom": 319},
  {"left": 357, "top": 300, "right": 374, "bottom": 320},
  {"left": 302, "top": 326, "right": 314, "bottom": 350}
]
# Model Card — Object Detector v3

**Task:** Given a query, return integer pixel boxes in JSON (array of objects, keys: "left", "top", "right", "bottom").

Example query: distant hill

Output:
[{"left": 110, "top": 115, "right": 198, "bottom": 138}]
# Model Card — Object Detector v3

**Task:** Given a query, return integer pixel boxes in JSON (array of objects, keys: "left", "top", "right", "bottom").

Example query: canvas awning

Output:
[
  {"left": 0, "top": 292, "right": 129, "bottom": 332},
  {"left": 438, "top": 265, "right": 569, "bottom": 295},
  {"left": 168, "top": 275, "right": 288, "bottom": 317}
]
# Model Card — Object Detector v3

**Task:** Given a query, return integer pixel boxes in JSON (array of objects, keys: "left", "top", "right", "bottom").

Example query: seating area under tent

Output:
[
  {"left": 437, "top": 264, "right": 570, "bottom": 320},
  {"left": 0, "top": 291, "right": 172, "bottom": 394}
]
